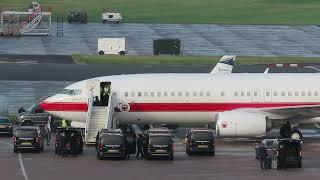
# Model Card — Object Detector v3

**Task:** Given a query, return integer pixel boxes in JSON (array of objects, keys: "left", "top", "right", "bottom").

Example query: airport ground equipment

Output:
[
  {"left": 56, "top": 16, "right": 64, "bottom": 37},
  {"left": 84, "top": 81, "right": 117, "bottom": 144},
  {"left": 153, "top": 39, "right": 181, "bottom": 55},
  {"left": 97, "top": 37, "right": 126, "bottom": 55},
  {"left": 67, "top": 11, "right": 87, "bottom": 23},
  {"left": 276, "top": 138, "right": 302, "bottom": 169},
  {"left": 0, "top": 1, "right": 51, "bottom": 36},
  {"left": 102, "top": 12, "right": 122, "bottom": 23}
]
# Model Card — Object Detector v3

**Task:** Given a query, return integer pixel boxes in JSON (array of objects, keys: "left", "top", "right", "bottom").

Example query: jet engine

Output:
[{"left": 216, "top": 111, "right": 267, "bottom": 137}]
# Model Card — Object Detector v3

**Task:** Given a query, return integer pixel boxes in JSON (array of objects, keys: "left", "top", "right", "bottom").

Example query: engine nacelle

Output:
[{"left": 216, "top": 111, "right": 267, "bottom": 137}]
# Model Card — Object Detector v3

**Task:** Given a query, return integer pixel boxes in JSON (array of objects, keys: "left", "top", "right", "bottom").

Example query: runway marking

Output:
[
  {"left": 19, "top": 153, "right": 30, "bottom": 180},
  {"left": 0, "top": 60, "right": 38, "bottom": 65},
  {"left": 305, "top": 66, "right": 320, "bottom": 72}
]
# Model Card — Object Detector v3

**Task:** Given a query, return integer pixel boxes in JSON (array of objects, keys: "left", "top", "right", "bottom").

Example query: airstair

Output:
[
  {"left": 20, "top": 7, "right": 43, "bottom": 34},
  {"left": 84, "top": 93, "right": 117, "bottom": 144}
]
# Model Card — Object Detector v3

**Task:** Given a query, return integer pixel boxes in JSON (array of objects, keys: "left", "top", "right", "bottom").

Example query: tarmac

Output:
[
  {"left": 0, "top": 133, "right": 320, "bottom": 180},
  {"left": 2, "top": 23, "right": 320, "bottom": 56}
]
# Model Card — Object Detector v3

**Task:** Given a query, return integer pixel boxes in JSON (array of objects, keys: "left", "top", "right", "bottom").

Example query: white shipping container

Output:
[{"left": 97, "top": 37, "right": 126, "bottom": 55}]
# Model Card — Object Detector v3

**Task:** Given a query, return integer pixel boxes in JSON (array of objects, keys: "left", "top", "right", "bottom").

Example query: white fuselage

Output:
[{"left": 40, "top": 73, "right": 320, "bottom": 126}]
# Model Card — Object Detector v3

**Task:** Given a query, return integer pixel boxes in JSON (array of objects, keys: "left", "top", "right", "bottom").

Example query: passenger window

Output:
[
  {"left": 144, "top": 92, "right": 148, "bottom": 97},
  {"left": 301, "top": 91, "right": 305, "bottom": 96},
  {"left": 164, "top": 92, "right": 168, "bottom": 96},
  {"left": 131, "top": 92, "right": 135, "bottom": 97},
  {"left": 221, "top": 92, "right": 225, "bottom": 96},
  {"left": 185, "top": 92, "right": 190, "bottom": 97},
  {"left": 234, "top": 92, "right": 238, "bottom": 96},
  {"left": 247, "top": 91, "right": 251, "bottom": 96},
  {"left": 254, "top": 92, "right": 258, "bottom": 96},
  {"left": 295, "top": 91, "right": 299, "bottom": 96},
  {"left": 240, "top": 91, "right": 244, "bottom": 96},
  {"left": 281, "top": 91, "right": 285, "bottom": 96},
  {"left": 138, "top": 92, "right": 142, "bottom": 97},
  {"left": 308, "top": 91, "right": 312, "bottom": 96},
  {"left": 266, "top": 91, "right": 270, "bottom": 97},
  {"left": 178, "top": 92, "right": 182, "bottom": 96},
  {"left": 273, "top": 91, "right": 277, "bottom": 96},
  {"left": 199, "top": 92, "right": 204, "bottom": 96},
  {"left": 288, "top": 91, "right": 292, "bottom": 96},
  {"left": 193, "top": 92, "right": 197, "bottom": 96},
  {"left": 314, "top": 91, "right": 318, "bottom": 96},
  {"left": 157, "top": 92, "right": 161, "bottom": 97},
  {"left": 150, "top": 92, "right": 155, "bottom": 97},
  {"left": 171, "top": 92, "right": 175, "bottom": 96},
  {"left": 125, "top": 92, "right": 128, "bottom": 97}
]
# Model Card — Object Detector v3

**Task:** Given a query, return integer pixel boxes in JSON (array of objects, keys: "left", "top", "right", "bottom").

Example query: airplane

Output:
[{"left": 40, "top": 56, "right": 320, "bottom": 138}]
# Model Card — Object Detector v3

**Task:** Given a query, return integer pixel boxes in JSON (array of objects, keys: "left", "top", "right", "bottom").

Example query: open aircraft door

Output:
[{"left": 86, "top": 79, "right": 100, "bottom": 99}]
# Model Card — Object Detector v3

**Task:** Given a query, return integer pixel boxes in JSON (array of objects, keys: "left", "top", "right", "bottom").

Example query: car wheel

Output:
[
  {"left": 298, "top": 161, "right": 302, "bottom": 168},
  {"left": 55, "top": 147, "right": 58, "bottom": 154},
  {"left": 98, "top": 51, "right": 104, "bottom": 55},
  {"left": 211, "top": 151, "right": 215, "bottom": 156},
  {"left": 14, "top": 146, "right": 17, "bottom": 153},
  {"left": 169, "top": 155, "right": 174, "bottom": 161}
]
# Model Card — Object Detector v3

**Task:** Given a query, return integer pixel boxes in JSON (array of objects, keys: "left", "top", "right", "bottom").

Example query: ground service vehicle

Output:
[
  {"left": 97, "top": 37, "right": 126, "bottom": 55},
  {"left": 185, "top": 128, "right": 215, "bottom": 156},
  {"left": 0, "top": 117, "right": 13, "bottom": 136},
  {"left": 276, "top": 138, "right": 302, "bottom": 169},
  {"left": 55, "top": 127, "right": 84, "bottom": 155},
  {"left": 153, "top": 39, "right": 181, "bottom": 55},
  {"left": 67, "top": 11, "right": 87, "bottom": 23},
  {"left": 102, "top": 12, "right": 122, "bottom": 23},
  {"left": 13, "top": 126, "right": 44, "bottom": 153},
  {"left": 146, "top": 134, "right": 174, "bottom": 160},
  {"left": 96, "top": 133, "right": 128, "bottom": 160}
]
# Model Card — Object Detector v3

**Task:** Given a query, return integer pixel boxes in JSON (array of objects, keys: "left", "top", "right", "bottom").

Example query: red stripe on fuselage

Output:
[
  {"left": 40, "top": 102, "right": 319, "bottom": 112},
  {"left": 40, "top": 102, "right": 88, "bottom": 112}
]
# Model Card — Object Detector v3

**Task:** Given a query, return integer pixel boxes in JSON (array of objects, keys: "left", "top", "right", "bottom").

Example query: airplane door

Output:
[
  {"left": 87, "top": 79, "right": 100, "bottom": 97},
  {"left": 263, "top": 89, "right": 272, "bottom": 102},
  {"left": 100, "top": 82, "right": 111, "bottom": 106},
  {"left": 251, "top": 89, "right": 260, "bottom": 102}
]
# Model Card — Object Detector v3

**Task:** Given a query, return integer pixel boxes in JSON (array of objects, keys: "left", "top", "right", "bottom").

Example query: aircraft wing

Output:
[
  {"left": 262, "top": 104, "right": 320, "bottom": 119},
  {"left": 210, "top": 55, "right": 236, "bottom": 74}
]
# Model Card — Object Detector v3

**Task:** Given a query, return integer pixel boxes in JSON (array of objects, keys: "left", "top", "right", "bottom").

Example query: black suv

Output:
[
  {"left": 146, "top": 134, "right": 174, "bottom": 160},
  {"left": 185, "top": 128, "right": 215, "bottom": 156},
  {"left": 276, "top": 138, "right": 302, "bottom": 168},
  {"left": 55, "top": 127, "right": 84, "bottom": 155},
  {"left": 13, "top": 126, "right": 44, "bottom": 153},
  {"left": 96, "top": 133, "right": 128, "bottom": 160}
]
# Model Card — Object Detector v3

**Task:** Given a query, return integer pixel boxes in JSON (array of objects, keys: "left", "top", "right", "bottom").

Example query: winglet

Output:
[
  {"left": 264, "top": 68, "right": 269, "bottom": 74},
  {"left": 210, "top": 55, "right": 236, "bottom": 74}
]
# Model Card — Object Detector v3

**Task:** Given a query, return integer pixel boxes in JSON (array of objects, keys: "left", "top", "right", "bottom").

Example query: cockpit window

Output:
[
  {"left": 74, "top": 90, "right": 82, "bottom": 95},
  {"left": 67, "top": 90, "right": 75, "bottom": 96},
  {"left": 61, "top": 89, "right": 68, "bottom": 94}
]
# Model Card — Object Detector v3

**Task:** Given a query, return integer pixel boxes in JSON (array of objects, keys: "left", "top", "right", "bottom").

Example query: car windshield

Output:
[
  {"left": 191, "top": 131, "right": 214, "bottom": 140},
  {"left": 101, "top": 135, "right": 124, "bottom": 145},
  {"left": 0, "top": 118, "right": 10, "bottom": 123},
  {"left": 16, "top": 129, "right": 37, "bottom": 138},
  {"left": 265, "top": 140, "right": 275, "bottom": 147},
  {"left": 150, "top": 136, "right": 172, "bottom": 145}
]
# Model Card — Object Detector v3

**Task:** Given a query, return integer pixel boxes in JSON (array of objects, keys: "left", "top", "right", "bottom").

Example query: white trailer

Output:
[{"left": 97, "top": 37, "right": 126, "bottom": 55}]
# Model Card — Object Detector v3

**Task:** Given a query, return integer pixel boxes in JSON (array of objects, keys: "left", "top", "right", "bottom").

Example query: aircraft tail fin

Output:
[{"left": 210, "top": 55, "right": 236, "bottom": 74}]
